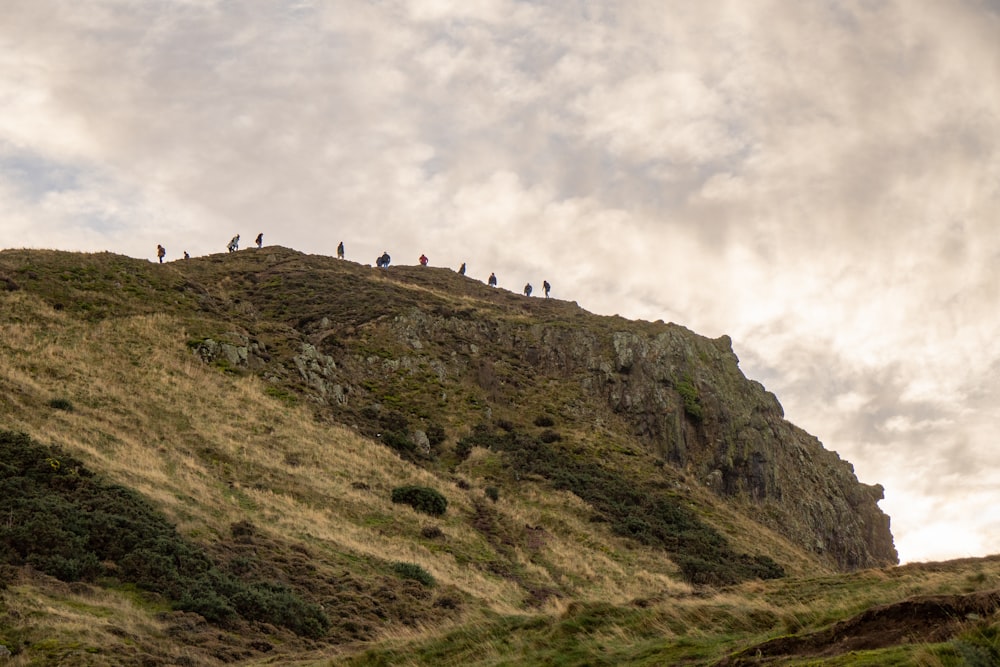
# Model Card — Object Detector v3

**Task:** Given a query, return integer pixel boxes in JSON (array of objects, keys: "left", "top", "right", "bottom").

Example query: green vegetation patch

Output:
[
  {"left": 0, "top": 431, "right": 329, "bottom": 638},
  {"left": 392, "top": 562, "right": 436, "bottom": 587},
  {"left": 457, "top": 424, "right": 784, "bottom": 586},
  {"left": 391, "top": 485, "right": 448, "bottom": 516}
]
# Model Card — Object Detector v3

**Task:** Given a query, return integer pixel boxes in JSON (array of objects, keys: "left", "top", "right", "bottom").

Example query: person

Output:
[
  {"left": 255, "top": 233, "right": 263, "bottom": 249},
  {"left": 227, "top": 234, "right": 240, "bottom": 253},
  {"left": 184, "top": 251, "right": 190, "bottom": 260},
  {"left": 458, "top": 262, "right": 466, "bottom": 275},
  {"left": 378, "top": 251, "right": 391, "bottom": 268},
  {"left": 488, "top": 272, "right": 497, "bottom": 287},
  {"left": 524, "top": 283, "right": 532, "bottom": 297},
  {"left": 419, "top": 253, "right": 428, "bottom": 266},
  {"left": 337, "top": 241, "right": 345, "bottom": 259},
  {"left": 543, "top": 280, "right": 551, "bottom": 298},
  {"left": 156, "top": 244, "right": 165, "bottom": 263}
]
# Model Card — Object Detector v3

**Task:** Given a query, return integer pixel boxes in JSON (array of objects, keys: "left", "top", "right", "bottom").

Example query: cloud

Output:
[{"left": 2, "top": 0, "right": 1000, "bottom": 562}]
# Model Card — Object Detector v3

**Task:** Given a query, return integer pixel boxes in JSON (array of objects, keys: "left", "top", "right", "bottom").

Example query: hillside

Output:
[{"left": 0, "top": 247, "right": 995, "bottom": 666}]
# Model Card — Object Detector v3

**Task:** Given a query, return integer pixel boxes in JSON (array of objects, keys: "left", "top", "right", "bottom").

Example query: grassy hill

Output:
[{"left": 0, "top": 247, "right": 996, "bottom": 665}]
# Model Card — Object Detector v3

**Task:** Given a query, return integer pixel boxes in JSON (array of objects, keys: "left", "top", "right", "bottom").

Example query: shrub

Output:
[
  {"left": 392, "top": 562, "right": 435, "bottom": 587},
  {"left": 533, "top": 415, "right": 555, "bottom": 428},
  {"left": 47, "top": 398, "right": 74, "bottom": 411},
  {"left": 420, "top": 526, "right": 444, "bottom": 540},
  {"left": 484, "top": 486, "right": 500, "bottom": 503},
  {"left": 426, "top": 423, "right": 446, "bottom": 447},
  {"left": 391, "top": 485, "right": 448, "bottom": 516},
  {"left": 539, "top": 429, "right": 562, "bottom": 443},
  {"left": 470, "top": 425, "right": 785, "bottom": 586},
  {"left": 381, "top": 431, "right": 415, "bottom": 456},
  {"left": 0, "top": 430, "right": 329, "bottom": 637},
  {"left": 676, "top": 376, "right": 703, "bottom": 422}
]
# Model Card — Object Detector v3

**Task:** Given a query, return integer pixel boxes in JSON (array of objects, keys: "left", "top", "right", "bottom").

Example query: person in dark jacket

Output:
[{"left": 488, "top": 272, "right": 497, "bottom": 287}]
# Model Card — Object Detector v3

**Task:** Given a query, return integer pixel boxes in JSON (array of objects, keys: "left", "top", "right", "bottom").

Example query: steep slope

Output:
[
  {"left": 0, "top": 247, "right": 910, "bottom": 664},
  {"left": 168, "top": 246, "right": 895, "bottom": 571}
]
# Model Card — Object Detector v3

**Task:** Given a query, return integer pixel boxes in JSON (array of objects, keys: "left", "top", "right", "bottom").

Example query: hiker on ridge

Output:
[
  {"left": 543, "top": 280, "right": 551, "bottom": 298},
  {"left": 337, "top": 241, "right": 345, "bottom": 259},
  {"left": 419, "top": 254, "right": 428, "bottom": 266},
  {"left": 255, "top": 233, "right": 263, "bottom": 249},
  {"left": 156, "top": 244, "right": 165, "bottom": 263},
  {"left": 524, "top": 283, "right": 532, "bottom": 297},
  {"left": 227, "top": 235, "right": 240, "bottom": 253},
  {"left": 458, "top": 262, "right": 466, "bottom": 275},
  {"left": 488, "top": 272, "right": 497, "bottom": 287}
]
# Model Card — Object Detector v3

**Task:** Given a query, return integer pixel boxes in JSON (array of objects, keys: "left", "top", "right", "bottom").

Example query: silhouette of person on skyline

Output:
[
  {"left": 337, "top": 241, "right": 345, "bottom": 259},
  {"left": 543, "top": 280, "right": 550, "bottom": 298},
  {"left": 419, "top": 254, "right": 428, "bottom": 266},
  {"left": 488, "top": 272, "right": 497, "bottom": 287},
  {"left": 227, "top": 235, "right": 240, "bottom": 252},
  {"left": 458, "top": 262, "right": 466, "bottom": 275},
  {"left": 255, "top": 233, "right": 263, "bottom": 248},
  {"left": 524, "top": 283, "right": 532, "bottom": 297},
  {"left": 156, "top": 244, "right": 165, "bottom": 263}
]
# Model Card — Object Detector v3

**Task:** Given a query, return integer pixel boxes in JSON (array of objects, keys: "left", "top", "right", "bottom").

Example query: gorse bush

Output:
[
  {"left": 391, "top": 485, "right": 448, "bottom": 516},
  {"left": 464, "top": 424, "right": 784, "bottom": 586},
  {"left": 0, "top": 431, "right": 329, "bottom": 638},
  {"left": 47, "top": 397, "right": 74, "bottom": 411},
  {"left": 392, "top": 561, "right": 435, "bottom": 587}
]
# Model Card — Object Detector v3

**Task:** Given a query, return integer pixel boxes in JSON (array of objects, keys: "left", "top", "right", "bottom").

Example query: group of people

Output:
[
  {"left": 226, "top": 233, "right": 264, "bottom": 253},
  {"left": 157, "top": 233, "right": 266, "bottom": 262},
  {"left": 155, "top": 236, "right": 551, "bottom": 299},
  {"left": 520, "top": 280, "right": 551, "bottom": 298},
  {"left": 376, "top": 251, "right": 552, "bottom": 298}
]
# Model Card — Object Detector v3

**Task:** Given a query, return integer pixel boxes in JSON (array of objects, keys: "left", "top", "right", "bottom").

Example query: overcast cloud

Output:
[{"left": 3, "top": 0, "right": 1000, "bottom": 562}]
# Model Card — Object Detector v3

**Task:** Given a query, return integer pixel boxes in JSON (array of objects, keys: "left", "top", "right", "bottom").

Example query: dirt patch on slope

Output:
[{"left": 717, "top": 589, "right": 1000, "bottom": 665}]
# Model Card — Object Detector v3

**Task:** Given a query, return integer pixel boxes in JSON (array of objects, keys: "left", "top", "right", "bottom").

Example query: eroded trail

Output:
[{"left": 718, "top": 589, "right": 1000, "bottom": 664}]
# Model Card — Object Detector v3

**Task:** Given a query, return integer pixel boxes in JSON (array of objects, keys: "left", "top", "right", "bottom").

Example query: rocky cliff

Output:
[{"left": 173, "top": 248, "right": 897, "bottom": 571}]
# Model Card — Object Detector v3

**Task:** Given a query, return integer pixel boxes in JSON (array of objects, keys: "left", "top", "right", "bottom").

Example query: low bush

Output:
[
  {"left": 391, "top": 485, "right": 448, "bottom": 516},
  {"left": 485, "top": 486, "right": 500, "bottom": 503},
  {"left": 676, "top": 376, "right": 703, "bottom": 422},
  {"left": 392, "top": 561, "right": 435, "bottom": 587},
  {"left": 0, "top": 431, "right": 329, "bottom": 638},
  {"left": 467, "top": 424, "right": 785, "bottom": 586},
  {"left": 420, "top": 526, "right": 444, "bottom": 540},
  {"left": 47, "top": 398, "right": 74, "bottom": 411}
]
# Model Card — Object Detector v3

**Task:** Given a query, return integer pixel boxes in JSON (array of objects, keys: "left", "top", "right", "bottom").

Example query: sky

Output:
[{"left": 2, "top": 0, "right": 999, "bottom": 564}]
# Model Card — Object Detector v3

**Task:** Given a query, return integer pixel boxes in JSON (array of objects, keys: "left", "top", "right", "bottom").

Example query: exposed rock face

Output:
[
  {"left": 179, "top": 253, "right": 896, "bottom": 571},
  {"left": 586, "top": 327, "right": 897, "bottom": 570},
  {"left": 272, "top": 305, "right": 896, "bottom": 570}
]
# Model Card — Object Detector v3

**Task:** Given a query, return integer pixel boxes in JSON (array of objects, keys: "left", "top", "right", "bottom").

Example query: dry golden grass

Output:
[
  {"left": 4, "top": 287, "right": 998, "bottom": 665},
  {"left": 0, "top": 291, "right": 687, "bottom": 615}
]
